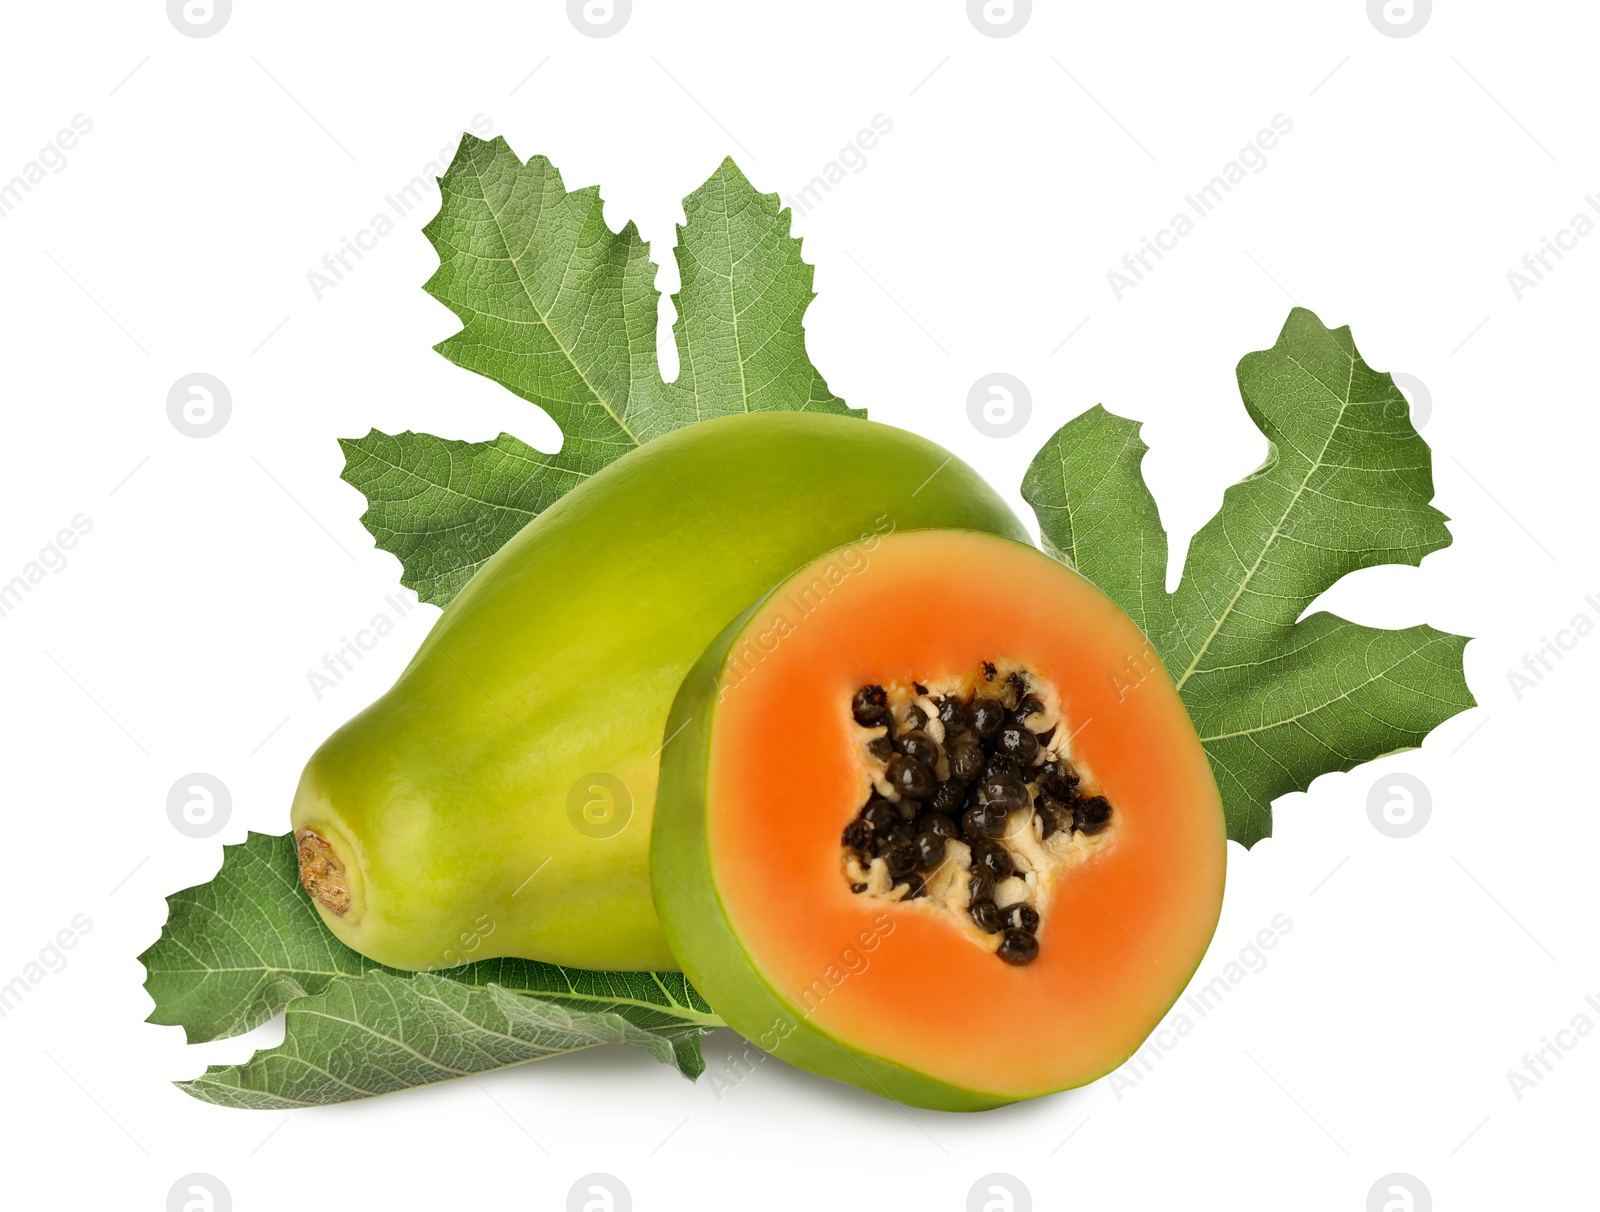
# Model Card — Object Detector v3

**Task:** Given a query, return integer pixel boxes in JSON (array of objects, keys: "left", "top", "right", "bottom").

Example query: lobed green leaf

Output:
[
  {"left": 347, "top": 138, "right": 858, "bottom": 605},
  {"left": 1022, "top": 308, "right": 1476, "bottom": 846},
  {"left": 140, "top": 833, "right": 720, "bottom": 1106},
  {"left": 177, "top": 971, "right": 708, "bottom": 1110}
]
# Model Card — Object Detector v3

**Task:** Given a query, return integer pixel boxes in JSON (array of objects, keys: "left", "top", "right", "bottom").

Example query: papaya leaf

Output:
[
  {"left": 1021, "top": 308, "right": 1475, "bottom": 847},
  {"left": 176, "top": 970, "right": 709, "bottom": 1110},
  {"left": 139, "top": 831, "right": 382, "bottom": 1044},
  {"left": 344, "top": 135, "right": 858, "bottom": 606},
  {"left": 140, "top": 832, "right": 721, "bottom": 1104}
]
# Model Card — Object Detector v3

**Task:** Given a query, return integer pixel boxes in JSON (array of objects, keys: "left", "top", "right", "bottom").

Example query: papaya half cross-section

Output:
[
  {"left": 651, "top": 529, "right": 1226, "bottom": 1109},
  {"left": 291, "top": 413, "right": 1029, "bottom": 971}
]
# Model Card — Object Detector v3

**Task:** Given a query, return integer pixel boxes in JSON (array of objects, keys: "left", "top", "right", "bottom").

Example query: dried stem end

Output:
[{"left": 296, "top": 827, "right": 351, "bottom": 917}]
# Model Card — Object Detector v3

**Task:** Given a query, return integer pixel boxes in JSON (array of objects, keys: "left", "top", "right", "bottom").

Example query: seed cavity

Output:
[{"left": 839, "top": 662, "right": 1119, "bottom": 966}]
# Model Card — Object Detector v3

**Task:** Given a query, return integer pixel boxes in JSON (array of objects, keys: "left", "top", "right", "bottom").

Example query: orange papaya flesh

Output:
[{"left": 652, "top": 529, "right": 1226, "bottom": 1109}]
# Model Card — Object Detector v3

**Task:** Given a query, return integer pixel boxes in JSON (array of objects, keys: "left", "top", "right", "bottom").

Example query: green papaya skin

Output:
[
  {"left": 650, "top": 594, "right": 1010, "bottom": 1111},
  {"left": 292, "top": 412, "right": 1029, "bottom": 971}
]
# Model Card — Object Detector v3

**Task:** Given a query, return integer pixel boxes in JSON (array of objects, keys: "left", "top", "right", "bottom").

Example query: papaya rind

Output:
[{"left": 653, "top": 589, "right": 1014, "bottom": 1111}]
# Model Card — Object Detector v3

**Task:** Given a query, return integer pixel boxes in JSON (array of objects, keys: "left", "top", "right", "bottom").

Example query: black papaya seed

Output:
[
  {"left": 916, "top": 811, "right": 960, "bottom": 840},
  {"left": 969, "top": 898, "right": 1005, "bottom": 933},
  {"left": 866, "top": 735, "right": 893, "bottom": 761},
  {"left": 970, "top": 697, "right": 1005, "bottom": 739},
  {"left": 886, "top": 754, "right": 934, "bottom": 800},
  {"left": 852, "top": 684, "right": 889, "bottom": 726},
  {"left": 895, "top": 729, "right": 940, "bottom": 767},
  {"left": 996, "top": 721, "right": 1038, "bottom": 763},
  {"left": 949, "top": 741, "right": 986, "bottom": 782},
  {"left": 938, "top": 696, "right": 969, "bottom": 736},
  {"left": 961, "top": 802, "right": 1009, "bottom": 840},
  {"left": 914, "top": 831, "right": 947, "bottom": 870},
  {"left": 1039, "top": 775, "right": 1078, "bottom": 804},
  {"left": 968, "top": 868, "right": 995, "bottom": 903},
  {"left": 1039, "top": 760, "right": 1080, "bottom": 796},
  {"left": 1008, "top": 904, "right": 1040, "bottom": 934},
  {"left": 996, "top": 929, "right": 1040, "bottom": 965},
  {"left": 885, "top": 842, "right": 918, "bottom": 879},
  {"left": 861, "top": 800, "right": 896, "bottom": 833},
  {"left": 982, "top": 752, "right": 1021, "bottom": 781},
  {"left": 971, "top": 839, "right": 1014, "bottom": 880},
  {"left": 980, "top": 773, "right": 1029, "bottom": 813},
  {"left": 841, "top": 819, "right": 872, "bottom": 854},
  {"left": 931, "top": 779, "right": 966, "bottom": 814},
  {"left": 1074, "top": 795, "right": 1113, "bottom": 835}
]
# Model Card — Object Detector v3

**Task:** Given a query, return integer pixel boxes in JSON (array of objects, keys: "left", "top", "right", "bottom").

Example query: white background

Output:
[{"left": 1, "top": 1, "right": 1594, "bottom": 1208}]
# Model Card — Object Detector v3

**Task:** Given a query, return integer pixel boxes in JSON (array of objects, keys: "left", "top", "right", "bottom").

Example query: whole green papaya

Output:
[{"left": 292, "top": 412, "right": 1028, "bottom": 970}]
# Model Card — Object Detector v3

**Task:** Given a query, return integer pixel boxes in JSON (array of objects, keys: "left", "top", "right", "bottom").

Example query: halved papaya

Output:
[{"left": 652, "top": 529, "right": 1226, "bottom": 1109}]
